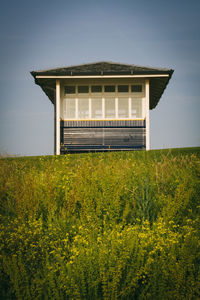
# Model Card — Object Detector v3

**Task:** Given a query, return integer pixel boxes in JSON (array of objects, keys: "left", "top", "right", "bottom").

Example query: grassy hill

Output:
[{"left": 0, "top": 148, "right": 200, "bottom": 299}]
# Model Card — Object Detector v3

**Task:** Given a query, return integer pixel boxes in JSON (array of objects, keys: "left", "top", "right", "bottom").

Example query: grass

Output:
[{"left": 0, "top": 148, "right": 200, "bottom": 299}]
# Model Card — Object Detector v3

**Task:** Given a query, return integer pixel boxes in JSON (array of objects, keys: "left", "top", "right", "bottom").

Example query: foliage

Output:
[{"left": 0, "top": 148, "right": 200, "bottom": 299}]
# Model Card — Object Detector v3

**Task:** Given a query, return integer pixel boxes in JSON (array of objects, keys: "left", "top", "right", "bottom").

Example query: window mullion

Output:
[
  {"left": 75, "top": 98, "right": 78, "bottom": 119},
  {"left": 102, "top": 97, "right": 105, "bottom": 119},
  {"left": 115, "top": 97, "right": 118, "bottom": 119},
  {"left": 89, "top": 98, "right": 91, "bottom": 119},
  {"left": 129, "top": 96, "right": 131, "bottom": 119}
]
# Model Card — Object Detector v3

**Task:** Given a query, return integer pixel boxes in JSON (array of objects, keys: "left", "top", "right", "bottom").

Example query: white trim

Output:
[
  {"left": 89, "top": 98, "right": 92, "bottom": 119},
  {"left": 62, "top": 100, "right": 65, "bottom": 120},
  {"left": 102, "top": 98, "right": 105, "bottom": 119},
  {"left": 36, "top": 74, "right": 169, "bottom": 79},
  {"left": 75, "top": 98, "right": 78, "bottom": 119},
  {"left": 128, "top": 97, "right": 131, "bottom": 119},
  {"left": 115, "top": 97, "right": 118, "bottom": 119},
  {"left": 142, "top": 97, "right": 145, "bottom": 120},
  {"left": 145, "top": 79, "right": 150, "bottom": 150},
  {"left": 56, "top": 80, "right": 60, "bottom": 155}
]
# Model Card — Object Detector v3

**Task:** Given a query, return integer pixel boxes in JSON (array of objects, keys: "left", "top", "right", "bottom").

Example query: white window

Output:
[
  {"left": 105, "top": 98, "right": 115, "bottom": 118},
  {"left": 131, "top": 85, "right": 142, "bottom": 93},
  {"left": 65, "top": 86, "right": 76, "bottom": 94},
  {"left": 131, "top": 98, "right": 142, "bottom": 118},
  {"left": 65, "top": 99, "right": 76, "bottom": 119},
  {"left": 104, "top": 85, "right": 115, "bottom": 93},
  {"left": 118, "top": 97, "right": 129, "bottom": 118},
  {"left": 63, "top": 83, "right": 145, "bottom": 120},
  {"left": 78, "top": 86, "right": 89, "bottom": 93},
  {"left": 91, "top": 85, "right": 102, "bottom": 93},
  {"left": 91, "top": 98, "right": 102, "bottom": 119},
  {"left": 118, "top": 85, "right": 129, "bottom": 93},
  {"left": 78, "top": 98, "right": 89, "bottom": 119}
]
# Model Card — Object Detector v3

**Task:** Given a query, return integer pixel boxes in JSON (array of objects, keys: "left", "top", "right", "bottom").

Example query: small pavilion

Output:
[{"left": 31, "top": 61, "right": 173, "bottom": 154}]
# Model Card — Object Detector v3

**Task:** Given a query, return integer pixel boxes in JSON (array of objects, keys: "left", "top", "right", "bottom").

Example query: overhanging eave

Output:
[{"left": 31, "top": 62, "right": 174, "bottom": 108}]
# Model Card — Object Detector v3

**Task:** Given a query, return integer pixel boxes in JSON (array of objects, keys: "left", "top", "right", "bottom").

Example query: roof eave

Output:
[
  {"left": 30, "top": 68, "right": 174, "bottom": 109},
  {"left": 31, "top": 70, "right": 173, "bottom": 78},
  {"left": 150, "top": 69, "right": 174, "bottom": 109}
]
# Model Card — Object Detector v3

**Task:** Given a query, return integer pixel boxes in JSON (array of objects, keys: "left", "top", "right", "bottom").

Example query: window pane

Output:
[
  {"left": 78, "top": 98, "right": 89, "bottom": 119},
  {"left": 105, "top": 98, "right": 115, "bottom": 118},
  {"left": 131, "top": 85, "right": 142, "bottom": 93},
  {"left": 131, "top": 98, "right": 142, "bottom": 118},
  {"left": 118, "top": 98, "right": 129, "bottom": 118},
  {"left": 78, "top": 86, "right": 89, "bottom": 93},
  {"left": 118, "top": 85, "right": 129, "bottom": 92},
  {"left": 91, "top": 85, "right": 102, "bottom": 93},
  {"left": 104, "top": 85, "right": 115, "bottom": 93},
  {"left": 91, "top": 98, "right": 102, "bottom": 119},
  {"left": 65, "top": 86, "right": 75, "bottom": 94},
  {"left": 65, "top": 99, "right": 76, "bottom": 119}
]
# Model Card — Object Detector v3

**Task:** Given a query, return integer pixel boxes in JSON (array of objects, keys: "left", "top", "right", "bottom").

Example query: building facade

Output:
[{"left": 31, "top": 62, "right": 173, "bottom": 154}]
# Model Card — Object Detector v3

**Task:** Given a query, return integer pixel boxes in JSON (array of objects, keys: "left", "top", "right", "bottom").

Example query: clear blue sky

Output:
[{"left": 0, "top": 0, "right": 200, "bottom": 156}]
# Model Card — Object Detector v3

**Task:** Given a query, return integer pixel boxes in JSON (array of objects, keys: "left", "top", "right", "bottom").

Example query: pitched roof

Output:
[
  {"left": 31, "top": 61, "right": 174, "bottom": 109},
  {"left": 31, "top": 61, "right": 172, "bottom": 76}
]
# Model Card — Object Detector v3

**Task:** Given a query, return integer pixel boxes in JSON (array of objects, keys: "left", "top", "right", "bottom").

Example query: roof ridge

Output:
[{"left": 31, "top": 61, "right": 173, "bottom": 73}]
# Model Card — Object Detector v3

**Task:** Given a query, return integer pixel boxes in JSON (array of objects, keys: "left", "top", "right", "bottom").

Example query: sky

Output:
[{"left": 0, "top": 0, "right": 200, "bottom": 156}]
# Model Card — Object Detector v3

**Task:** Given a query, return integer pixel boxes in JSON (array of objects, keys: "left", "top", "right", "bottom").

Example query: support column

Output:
[
  {"left": 55, "top": 80, "right": 60, "bottom": 155},
  {"left": 145, "top": 79, "right": 150, "bottom": 150}
]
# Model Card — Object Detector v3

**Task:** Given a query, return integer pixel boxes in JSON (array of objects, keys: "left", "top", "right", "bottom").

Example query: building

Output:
[{"left": 31, "top": 61, "right": 173, "bottom": 154}]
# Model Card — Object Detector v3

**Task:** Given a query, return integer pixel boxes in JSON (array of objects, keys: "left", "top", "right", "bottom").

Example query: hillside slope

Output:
[{"left": 0, "top": 148, "right": 200, "bottom": 299}]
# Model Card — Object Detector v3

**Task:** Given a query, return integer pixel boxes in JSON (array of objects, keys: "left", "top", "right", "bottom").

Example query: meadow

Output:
[{"left": 0, "top": 148, "right": 200, "bottom": 299}]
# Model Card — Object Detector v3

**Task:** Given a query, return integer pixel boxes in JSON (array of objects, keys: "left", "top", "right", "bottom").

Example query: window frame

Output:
[
  {"left": 78, "top": 85, "right": 89, "bottom": 94},
  {"left": 62, "top": 82, "right": 145, "bottom": 120},
  {"left": 64, "top": 85, "right": 76, "bottom": 95}
]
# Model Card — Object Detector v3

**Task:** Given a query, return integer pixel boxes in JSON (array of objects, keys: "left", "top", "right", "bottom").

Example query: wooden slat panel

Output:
[
  {"left": 61, "top": 120, "right": 145, "bottom": 128},
  {"left": 60, "top": 120, "right": 146, "bottom": 153},
  {"left": 62, "top": 127, "right": 145, "bottom": 147}
]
